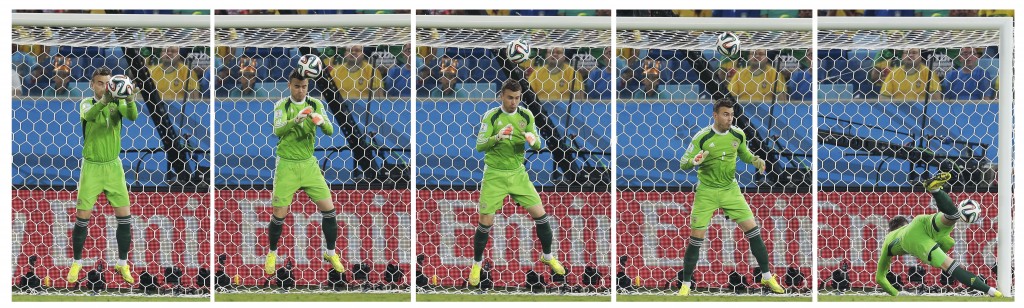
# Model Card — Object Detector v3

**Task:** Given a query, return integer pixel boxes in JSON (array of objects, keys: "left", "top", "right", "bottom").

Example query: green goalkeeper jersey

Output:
[
  {"left": 80, "top": 96, "right": 139, "bottom": 162},
  {"left": 272, "top": 96, "right": 334, "bottom": 160},
  {"left": 679, "top": 125, "right": 755, "bottom": 188},
  {"left": 475, "top": 106, "right": 542, "bottom": 170}
]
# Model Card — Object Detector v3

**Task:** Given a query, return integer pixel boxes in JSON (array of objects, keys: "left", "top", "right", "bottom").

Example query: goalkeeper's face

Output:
[
  {"left": 91, "top": 74, "right": 111, "bottom": 98},
  {"left": 289, "top": 78, "right": 309, "bottom": 101},
  {"left": 713, "top": 106, "right": 734, "bottom": 131},
  {"left": 500, "top": 89, "right": 522, "bottom": 113}
]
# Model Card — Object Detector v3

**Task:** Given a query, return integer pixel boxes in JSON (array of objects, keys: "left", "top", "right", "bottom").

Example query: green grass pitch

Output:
[
  {"left": 215, "top": 292, "right": 410, "bottom": 302},
  {"left": 416, "top": 294, "right": 610, "bottom": 302},
  {"left": 819, "top": 295, "right": 1013, "bottom": 302},
  {"left": 617, "top": 295, "right": 810, "bottom": 302},
  {"left": 13, "top": 295, "right": 209, "bottom": 302}
]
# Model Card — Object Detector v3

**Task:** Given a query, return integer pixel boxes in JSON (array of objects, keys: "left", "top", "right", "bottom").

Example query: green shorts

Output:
[
  {"left": 478, "top": 167, "right": 542, "bottom": 215},
  {"left": 77, "top": 159, "right": 130, "bottom": 210},
  {"left": 904, "top": 214, "right": 956, "bottom": 267},
  {"left": 690, "top": 184, "right": 755, "bottom": 230},
  {"left": 272, "top": 156, "right": 332, "bottom": 207}
]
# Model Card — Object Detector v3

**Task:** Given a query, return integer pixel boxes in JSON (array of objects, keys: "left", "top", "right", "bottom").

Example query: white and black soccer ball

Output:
[
  {"left": 716, "top": 31, "right": 741, "bottom": 58},
  {"left": 957, "top": 199, "right": 982, "bottom": 223},
  {"left": 296, "top": 54, "right": 323, "bottom": 78},
  {"left": 506, "top": 38, "right": 532, "bottom": 64},
  {"left": 106, "top": 74, "right": 134, "bottom": 99}
]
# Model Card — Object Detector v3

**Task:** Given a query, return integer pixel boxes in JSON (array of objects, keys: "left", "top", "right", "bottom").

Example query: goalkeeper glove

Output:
[
  {"left": 524, "top": 132, "right": 537, "bottom": 146},
  {"left": 752, "top": 156, "right": 766, "bottom": 173},
  {"left": 692, "top": 150, "right": 709, "bottom": 166},
  {"left": 310, "top": 113, "right": 325, "bottom": 126},
  {"left": 295, "top": 106, "right": 314, "bottom": 123},
  {"left": 497, "top": 124, "right": 513, "bottom": 140}
]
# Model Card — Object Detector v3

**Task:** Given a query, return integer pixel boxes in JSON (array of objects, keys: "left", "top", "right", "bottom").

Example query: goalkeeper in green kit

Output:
[
  {"left": 468, "top": 79, "right": 564, "bottom": 286},
  {"left": 68, "top": 68, "right": 138, "bottom": 285},
  {"left": 875, "top": 172, "right": 1003, "bottom": 297},
  {"left": 676, "top": 98, "right": 784, "bottom": 296},
  {"left": 263, "top": 70, "right": 345, "bottom": 275}
]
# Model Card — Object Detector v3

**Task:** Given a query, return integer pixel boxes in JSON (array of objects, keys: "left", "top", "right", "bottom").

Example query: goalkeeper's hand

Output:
[
  {"left": 752, "top": 156, "right": 767, "bottom": 173},
  {"left": 295, "top": 106, "right": 314, "bottom": 123},
  {"left": 692, "top": 150, "right": 709, "bottom": 166},
  {"left": 524, "top": 132, "right": 537, "bottom": 146},
  {"left": 310, "top": 113, "right": 325, "bottom": 126},
  {"left": 496, "top": 124, "right": 513, "bottom": 140}
]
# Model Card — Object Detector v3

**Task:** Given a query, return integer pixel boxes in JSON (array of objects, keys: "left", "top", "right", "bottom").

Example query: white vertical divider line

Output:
[
  {"left": 409, "top": 9, "right": 418, "bottom": 303},
  {"left": 207, "top": 11, "right": 216, "bottom": 303},
  {"left": 810, "top": 8, "right": 820, "bottom": 303},
  {"left": 609, "top": 8, "right": 618, "bottom": 303}
]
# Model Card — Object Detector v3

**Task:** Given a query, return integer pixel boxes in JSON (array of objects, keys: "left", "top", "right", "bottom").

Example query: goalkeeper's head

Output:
[
  {"left": 499, "top": 79, "right": 522, "bottom": 113},
  {"left": 888, "top": 216, "right": 909, "bottom": 232},
  {"left": 288, "top": 70, "right": 309, "bottom": 102},
  {"left": 90, "top": 67, "right": 112, "bottom": 99},
  {"left": 712, "top": 98, "right": 735, "bottom": 132}
]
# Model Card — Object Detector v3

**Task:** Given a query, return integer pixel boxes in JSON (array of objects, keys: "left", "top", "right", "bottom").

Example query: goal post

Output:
[
  {"left": 817, "top": 16, "right": 1012, "bottom": 297},
  {"left": 616, "top": 16, "right": 813, "bottom": 296},
  {"left": 415, "top": 14, "right": 613, "bottom": 295},
  {"left": 213, "top": 13, "right": 412, "bottom": 294},
  {"left": 11, "top": 12, "right": 211, "bottom": 297}
]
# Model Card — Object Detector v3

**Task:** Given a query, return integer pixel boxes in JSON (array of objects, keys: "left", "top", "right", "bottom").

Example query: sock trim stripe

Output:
[
  {"left": 534, "top": 214, "right": 550, "bottom": 225},
  {"left": 477, "top": 224, "right": 492, "bottom": 234},
  {"left": 745, "top": 226, "right": 761, "bottom": 238},
  {"left": 946, "top": 260, "right": 960, "bottom": 273},
  {"left": 75, "top": 221, "right": 90, "bottom": 227},
  {"left": 688, "top": 237, "right": 705, "bottom": 247},
  {"left": 321, "top": 211, "right": 337, "bottom": 219},
  {"left": 271, "top": 218, "right": 285, "bottom": 225}
]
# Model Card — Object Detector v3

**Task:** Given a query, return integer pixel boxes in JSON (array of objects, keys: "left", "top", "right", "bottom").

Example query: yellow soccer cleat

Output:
[
  {"left": 67, "top": 262, "right": 82, "bottom": 284},
  {"left": 678, "top": 284, "right": 690, "bottom": 296},
  {"left": 468, "top": 264, "right": 482, "bottom": 287},
  {"left": 323, "top": 252, "right": 345, "bottom": 273},
  {"left": 114, "top": 264, "right": 135, "bottom": 284},
  {"left": 264, "top": 252, "right": 277, "bottom": 275},
  {"left": 922, "top": 172, "right": 952, "bottom": 192},
  {"left": 993, "top": 290, "right": 1003, "bottom": 298},
  {"left": 761, "top": 274, "right": 785, "bottom": 294},
  {"left": 539, "top": 256, "right": 566, "bottom": 275}
]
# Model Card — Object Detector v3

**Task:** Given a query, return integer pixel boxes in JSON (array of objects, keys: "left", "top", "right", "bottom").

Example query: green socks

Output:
[
  {"left": 947, "top": 260, "right": 992, "bottom": 293},
  {"left": 72, "top": 217, "right": 89, "bottom": 260},
  {"left": 931, "top": 190, "right": 961, "bottom": 221},
  {"left": 268, "top": 215, "right": 286, "bottom": 251},
  {"left": 681, "top": 236, "right": 704, "bottom": 285},
  {"left": 473, "top": 223, "right": 492, "bottom": 262},
  {"left": 534, "top": 214, "right": 554, "bottom": 254},
  {"left": 115, "top": 215, "right": 132, "bottom": 261},
  {"left": 745, "top": 226, "right": 772, "bottom": 275},
  {"left": 321, "top": 209, "right": 339, "bottom": 251}
]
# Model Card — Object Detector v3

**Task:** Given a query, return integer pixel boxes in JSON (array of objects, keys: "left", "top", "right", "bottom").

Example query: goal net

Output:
[
  {"left": 616, "top": 17, "right": 813, "bottom": 296},
  {"left": 416, "top": 15, "right": 612, "bottom": 295},
  {"left": 213, "top": 13, "right": 412, "bottom": 294},
  {"left": 817, "top": 17, "right": 1013, "bottom": 297},
  {"left": 11, "top": 13, "right": 212, "bottom": 297}
]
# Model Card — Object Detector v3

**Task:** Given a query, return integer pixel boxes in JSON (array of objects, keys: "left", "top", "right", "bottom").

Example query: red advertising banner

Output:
[
  {"left": 617, "top": 191, "right": 812, "bottom": 288},
  {"left": 417, "top": 190, "right": 612, "bottom": 288},
  {"left": 818, "top": 192, "right": 1002, "bottom": 288},
  {"left": 12, "top": 190, "right": 211, "bottom": 288},
  {"left": 215, "top": 189, "right": 411, "bottom": 286}
]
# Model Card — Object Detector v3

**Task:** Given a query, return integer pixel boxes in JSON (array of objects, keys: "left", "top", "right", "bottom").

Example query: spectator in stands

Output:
[
  {"left": 586, "top": 48, "right": 612, "bottom": 100},
  {"left": 943, "top": 47, "right": 994, "bottom": 100},
  {"left": 881, "top": 48, "right": 941, "bottom": 101},
  {"left": 385, "top": 44, "right": 412, "bottom": 98},
  {"left": 638, "top": 58, "right": 661, "bottom": 98},
  {"left": 528, "top": 47, "right": 584, "bottom": 101},
  {"left": 786, "top": 49, "right": 812, "bottom": 101},
  {"left": 237, "top": 55, "right": 257, "bottom": 96},
  {"left": 22, "top": 64, "right": 47, "bottom": 96},
  {"left": 150, "top": 46, "right": 200, "bottom": 101},
  {"left": 13, "top": 67, "right": 21, "bottom": 96},
  {"left": 214, "top": 66, "right": 234, "bottom": 98},
  {"left": 331, "top": 45, "right": 384, "bottom": 100},
  {"left": 729, "top": 49, "right": 788, "bottom": 102},
  {"left": 434, "top": 55, "right": 459, "bottom": 97},
  {"left": 51, "top": 54, "right": 72, "bottom": 95}
]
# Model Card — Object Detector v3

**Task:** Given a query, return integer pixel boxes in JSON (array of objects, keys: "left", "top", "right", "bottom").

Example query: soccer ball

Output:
[
  {"left": 716, "top": 32, "right": 741, "bottom": 58},
  {"left": 506, "top": 39, "right": 531, "bottom": 64},
  {"left": 957, "top": 199, "right": 982, "bottom": 223},
  {"left": 296, "top": 54, "right": 323, "bottom": 78},
  {"left": 106, "top": 75, "right": 134, "bottom": 99}
]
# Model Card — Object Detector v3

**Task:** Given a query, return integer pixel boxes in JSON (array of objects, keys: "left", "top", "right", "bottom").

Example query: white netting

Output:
[
  {"left": 416, "top": 22, "right": 612, "bottom": 296},
  {"left": 818, "top": 27, "right": 1007, "bottom": 297},
  {"left": 214, "top": 16, "right": 412, "bottom": 294},
  {"left": 616, "top": 23, "right": 812, "bottom": 297},
  {"left": 12, "top": 15, "right": 211, "bottom": 298}
]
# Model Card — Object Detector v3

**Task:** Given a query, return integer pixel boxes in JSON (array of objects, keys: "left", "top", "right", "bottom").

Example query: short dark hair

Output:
[
  {"left": 714, "top": 98, "right": 735, "bottom": 113},
  {"left": 92, "top": 67, "right": 112, "bottom": 80},
  {"left": 288, "top": 69, "right": 307, "bottom": 82},
  {"left": 500, "top": 79, "right": 522, "bottom": 94},
  {"left": 889, "top": 216, "right": 909, "bottom": 232}
]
